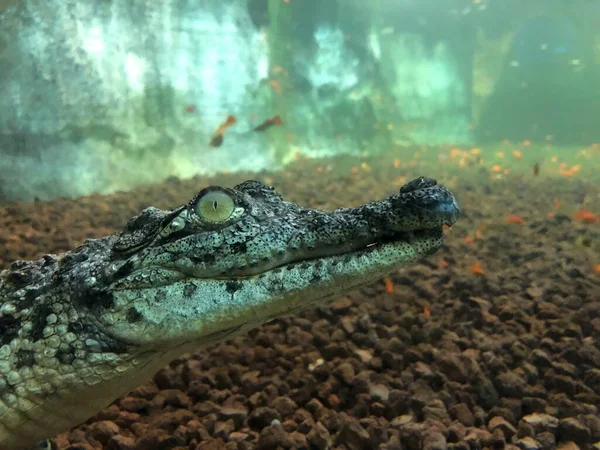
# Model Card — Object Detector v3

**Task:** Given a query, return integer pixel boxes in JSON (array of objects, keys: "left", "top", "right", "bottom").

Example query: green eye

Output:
[{"left": 195, "top": 191, "right": 235, "bottom": 222}]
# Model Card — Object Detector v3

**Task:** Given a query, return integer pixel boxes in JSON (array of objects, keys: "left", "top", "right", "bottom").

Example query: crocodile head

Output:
[{"left": 92, "top": 176, "right": 459, "bottom": 349}]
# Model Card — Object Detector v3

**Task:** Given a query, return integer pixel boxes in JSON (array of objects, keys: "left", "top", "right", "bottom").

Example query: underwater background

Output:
[{"left": 0, "top": 0, "right": 599, "bottom": 449}]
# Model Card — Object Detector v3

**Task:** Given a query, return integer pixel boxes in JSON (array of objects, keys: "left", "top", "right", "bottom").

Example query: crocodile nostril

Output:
[{"left": 399, "top": 176, "right": 438, "bottom": 194}]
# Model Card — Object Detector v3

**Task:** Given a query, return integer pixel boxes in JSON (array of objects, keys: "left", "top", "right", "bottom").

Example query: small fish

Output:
[
  {"left": 253, "top": 115, "right": 283, "bottom": 132},
  {"left": 573, "top": 209, "right": 598, "bottom": 224},
  {"left": 505, "top": 215, "right": 525, "bottom": 225},
  {"left": 533, "top": 162, "right": 540, "bottom": 176},
  {"left": 184, "top": 104, "right": 197, "bottom": 114},
  {"left": 471, "top": 261, "right": 485, "bottom": 275},
  {"left": 209, "top": 115, "right": 237, "bottom": 147},
  {"left": 423, "top": 304, "right": 431, "bottom": 317},
  {"left": 383, "top": 277, "right": 394, "bottom": 294}
]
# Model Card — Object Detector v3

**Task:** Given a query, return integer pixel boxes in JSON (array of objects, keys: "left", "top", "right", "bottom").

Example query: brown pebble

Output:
[
  {"left": 450, "top": 403, "right": 475, "bottom": 427},
  {"left": 495, "top": 371, "right": 527, "bottom": 397},
  {"left": 335, "top": 417, "right": 370, "bottom": 450},
  {"left": 307, "top": 422, "right": 333, "bottom": 450},
  {"left": 229, "top": 431, "right": 250, "bottom": 442},
  {"left": 105, "top": 434, "right": 135, "bottom": 450},
  {"left": 256, "top": 424, "right": 289, "bottom": 449},
  {"left": 330, "top": 297, "right": 353, "bottom": 312},
  {"left": 219, "top": 405, "right": 248, "bottom": 428},
  {"left": 436, "top": 354, "right": 468, "bottom": 383},
  {"left": 447, "top": 421, "right": 467, "bottom": 442},
  {"left": 340, "top": 316, "right": 356, "bottom": 334},
  {"left": 150, "top": 409, "right": 194, "bottom": 430},
  {"left": 248, "top": 406, "right": 281, "bottom": 429},
  {"left": 186, "top": 419, "right": 211, "bottom": 441},
  {"left": 157, "top": 389, "right": 191, "bottom": 408},
  {"left": 489, "top": 415, "right": 518, "bottom": 439},
  {"left": 516, "top": 436, "right": 542, "bottom": 450},
  {"left": 333, "top": 362, "right": 356, "bottom": 385},
  {"left": 521, "top": 413, "right": 559, "bottom": 434},
  {"left": 559, "top": 418, "right": 592, "bottom": 445},
  {"left": 327, "top": 393, "right": 341, "bottom": 409},
  {"left": 423, "top": 400, "right": 450, "bottom": 423},
  {"left": 131, "top": 382, "right": 159, "bottom": 400},
  {"left": 288, "top": 430, "right": 308, "bottom": 448},
  {"left": 369, "top": 383, "right": 390, "bottom": 402},
  {"left": 423, "top": 431, "right": 447, "bottom": 450},
  {"left": 114, "top": 411, "right": 140, "bottom": 428},
  {"left": 119, "top": 397, "right": 150, "bottom": 413},
  {"left": 272, "top": 396, "right": 298, "bottom": 417},
  {"left": 214, "top": 419, "right": 235, "bottom": 440},
  {"left": 536, "top": 431, "right": 556, "bottom": 450},
  {"left": 194, "top": 401, "right": 220, "bottom": 416},
  {"left": 86, "top": 420, "right": 120, "bottom": 445}
]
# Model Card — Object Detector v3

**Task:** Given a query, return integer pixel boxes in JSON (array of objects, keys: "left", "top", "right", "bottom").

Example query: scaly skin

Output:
[{"left": 0, "top": 177, "right": 459, "bottom": 449}]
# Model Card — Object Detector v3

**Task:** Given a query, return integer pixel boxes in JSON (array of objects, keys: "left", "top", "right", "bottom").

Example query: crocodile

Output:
[{"left": 0, "top": 176, "right": 459, "bottom": 449}]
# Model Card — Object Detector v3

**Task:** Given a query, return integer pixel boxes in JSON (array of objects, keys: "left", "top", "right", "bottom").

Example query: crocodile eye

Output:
[{"left": 196, "top": 191, "right": 234, "bottom": 222}]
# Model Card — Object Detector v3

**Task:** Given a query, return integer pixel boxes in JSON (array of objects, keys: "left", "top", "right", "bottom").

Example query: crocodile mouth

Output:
[
  {"left": 110, "top": 226, "right": 445, "bottom": 290},
  {"left": 366, "top": 228, "right": 439, "bottom": 246}
]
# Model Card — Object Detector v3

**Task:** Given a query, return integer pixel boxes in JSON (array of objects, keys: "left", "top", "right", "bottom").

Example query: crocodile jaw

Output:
[{"left": 102, "top": 228, "right": 443, "bottom": 348}]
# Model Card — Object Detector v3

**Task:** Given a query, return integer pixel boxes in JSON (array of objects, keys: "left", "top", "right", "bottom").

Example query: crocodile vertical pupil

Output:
[{"left": 196, "top": 191, "right": 235, "bottom": 222}]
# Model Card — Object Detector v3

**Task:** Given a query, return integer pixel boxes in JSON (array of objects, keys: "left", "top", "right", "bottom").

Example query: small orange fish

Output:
[
  {"left": 573, "top": 209, "right": 598, "bottom": 224},
  {"left": 594, "top": 264, "right": 600, "bottom": 274},
  {"left": 253, "top": 115, "right": 283, "bottom": 132},
  {"left": 522, "top": 140, "right": 532, "bottom": 147},
  {"left": 471, "top": 261, "right": 485, "bottom": 275},
  {"left": 384, "top": 277, "right": 394, "bottom": 294},
  {"left": 505, "top": 215, "right": 525, "bottom": 225},
  {"left": 209, "top": 115, "right": 237, "bottom": 147},
  {"left": 439, "top": 259, "right": 449, "bottom": 268},
  {"left": 423, "top": 304, "right": 431, "bottom": 317},
  {"left": 512, "top": 150, "right": 523, "bottom": 159}
]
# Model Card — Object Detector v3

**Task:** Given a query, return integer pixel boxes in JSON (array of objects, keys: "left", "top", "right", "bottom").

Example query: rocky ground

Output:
[{"left": 1, "top": 151, "right": 599, "bottom": 450}]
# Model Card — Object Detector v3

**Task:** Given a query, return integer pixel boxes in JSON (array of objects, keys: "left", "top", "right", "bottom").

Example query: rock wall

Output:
[{"left": 0, "top": 0, "right": 473, "bottom": 202}]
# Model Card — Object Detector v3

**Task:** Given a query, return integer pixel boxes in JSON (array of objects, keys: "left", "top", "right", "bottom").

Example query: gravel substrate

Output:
[{"left": 1, "top": 153, "right": 599, "bottom": 450}]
